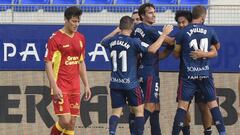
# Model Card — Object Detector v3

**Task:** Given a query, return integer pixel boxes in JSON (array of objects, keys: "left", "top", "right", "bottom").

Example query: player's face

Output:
[
  {"left": 177, "top": 16, "right": 189, "bottom": 29},
  {"left": 131, "top": 13, "right": 141, "bottom": 24},
  {"left": 65, "top": 16, "right": 80, "bottom": 33},
  {"left": 142, "top": 7, "right": 156, "bottom": 25}
]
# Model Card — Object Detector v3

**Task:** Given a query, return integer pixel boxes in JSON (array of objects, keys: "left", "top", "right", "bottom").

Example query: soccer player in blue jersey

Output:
[
  {"left": 172, "top": 5, "right": 226, "bottom": 135},
  {"left": 132, "top": 3, "right": 175, "bottom": 135},
  {"left": 101, "top": 16, "right": 173, "bottom": 135},
  {"left": 175, "top": 10, "right": 214, "bottom": 135}
]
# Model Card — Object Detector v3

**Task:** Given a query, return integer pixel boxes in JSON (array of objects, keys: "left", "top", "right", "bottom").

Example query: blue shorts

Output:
[
  {"left": 110, "top": 86, "right": 144, "bottom": 108},
  {"left": 194, "top": 90, "right": 207, "bottom": 103},
  {"left": 139, "top": 75, "right": 160, "bottom": 103},
  {"left": 177, "top": 76, "right": 216, "bottom": 102}
]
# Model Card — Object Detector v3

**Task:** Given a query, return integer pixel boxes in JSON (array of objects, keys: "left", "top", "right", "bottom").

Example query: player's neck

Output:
[
  {"left": 61, "top": 27, "right": 75, "bottom": 38},
  {"left": 121, "top": 29, "right": 131, "bottom": 36},
  {"left": 192, "top": 18, "right": 203, "bottom": 24},
  {"left": 143, "top": 20, "right": 153, "bottom": 26}
]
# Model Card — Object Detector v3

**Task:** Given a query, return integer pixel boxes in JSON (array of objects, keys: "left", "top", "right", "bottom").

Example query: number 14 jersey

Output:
[{"left": 176, "top": 24, "right": 220, "bottom": 79}]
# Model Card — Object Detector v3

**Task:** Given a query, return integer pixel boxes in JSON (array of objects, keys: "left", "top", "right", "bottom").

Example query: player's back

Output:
[
  {"left": 101, "top": 34, "right": 148, "bottom": 90},
  {"left": 176, "top": 24, "right": 219, "bottom": 79},
  {"left": 132, "top": 22, "right": 161, "bottom": 76}
]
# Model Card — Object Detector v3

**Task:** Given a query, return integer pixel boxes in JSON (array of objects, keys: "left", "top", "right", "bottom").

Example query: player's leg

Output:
[
  {"left": 128, "top": 86, "right": 144, "bottom": 135},
  {"left": 172, "top": 77, "right": 196, "bottom": 135},
  {"left": 182, "top": 107, "right": 191, "bottom": 135},
  {"left": 128, "top": 106, "right": 135, "bottom": 135},
  {"left": 109, "top": 89, "right": 125, "bottom": 135},
  {"left": 51, "top": 94, "right": 71, "bottom": 135},
  {"left": 172, "top": 100, "right": 189, "bottom": 135},
  {"left": 62, "top": 93, "right": 81, "bottom": 135},
  {"left": 200, "top": 78, "right": 226, "bottom": 135},
  {"left": 176, "top": 81, "right": 191, "bottom": 135},
  {"left": 109, "top": 108, "right": 123, "bottom": 135},
  {"left": 195, "top": 91, "right": 213, "bottom": 135},
  {"left": 142, "top": 76, "right": 161, "bottom": 135},
  {"left": 198, "top": 102, "right": 212, "bottom": 135},
  {"left": 149, "top": 103, "right": 161, "bottom": 135}
]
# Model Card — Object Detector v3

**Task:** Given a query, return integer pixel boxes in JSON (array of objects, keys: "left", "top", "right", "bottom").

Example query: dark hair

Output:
[
  {"left": 175, "top": 10, "right": 192, "bottom": 23},
  {"left": 119, "top": 16, "right": 134, "bottom": 30},
  {"left": 64, "top": 6, "right": 82, "bottom": 20},
  {"left": 132, "top": 9, "right": 138, "bottom": 15},
  {"left": 192, "top": 5, "right": 206, "bottom": 19},
  {"left": 138, "top": 3, "right": 155, "bottom": 21}
]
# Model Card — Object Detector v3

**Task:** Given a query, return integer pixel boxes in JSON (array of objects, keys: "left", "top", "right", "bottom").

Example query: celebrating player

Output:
[
  {"left": 132, "top": 3, "right": 175, "bottom": 135},
  {"left": 172, "top": 5, "right": 226, "bottom": 135},
  {"left": 101, "top": 15, "right": 173, "bottom": 135}
]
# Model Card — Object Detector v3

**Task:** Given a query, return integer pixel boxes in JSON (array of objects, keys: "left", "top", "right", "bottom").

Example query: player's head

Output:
[
  {"left": 175, "top": 10, "right": 192, "bottom": 29},
  {"left": 192, "top": 5, "right": 207, "bottom": 23},
  {"left": 119, "top": 16, "right": 134, "bottom": 31},
  {"left": 138, "top": 3, "right": 156, "bottom": 25},
  {"left": 64, "top": 6, "right": 82, "bottom": 32},
  {"left": 131, "top": 9, "right": 141, "bottom": 24}
]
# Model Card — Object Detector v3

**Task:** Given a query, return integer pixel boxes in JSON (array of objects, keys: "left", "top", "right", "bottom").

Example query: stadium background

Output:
[{"left": 0, "top": 0, "right": 239, "bottom": 134}]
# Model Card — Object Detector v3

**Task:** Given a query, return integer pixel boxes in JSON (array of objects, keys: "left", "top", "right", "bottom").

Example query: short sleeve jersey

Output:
[
  {"left": 101, "top": 34, "right": 149, "bottom": 90},
  {"left": 44, "top": 30, "right": 86, "bottom": 91},
  {"left": 176, "top": 24, "right": 219, "bottom": 79},
  {"left": 132, "top": 22, "right": 162, "bottom": 76}
]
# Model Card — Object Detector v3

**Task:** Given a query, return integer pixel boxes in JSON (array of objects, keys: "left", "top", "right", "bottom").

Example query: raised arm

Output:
[
  {"left": 101, "top": 27, "right": 121, "bottom": 41},
  {"left": 148, "top": 25, "right": 173, "bottom": 53}
]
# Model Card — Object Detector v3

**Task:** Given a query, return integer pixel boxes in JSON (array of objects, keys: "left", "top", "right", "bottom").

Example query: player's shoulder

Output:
[{"left": 49, "top": 30, "right": 62, "bottom": 40}]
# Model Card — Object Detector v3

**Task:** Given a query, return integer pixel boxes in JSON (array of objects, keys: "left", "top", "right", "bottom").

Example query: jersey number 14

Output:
[{"left": 189, "top": 38, "right": 208, "bottom": 52}]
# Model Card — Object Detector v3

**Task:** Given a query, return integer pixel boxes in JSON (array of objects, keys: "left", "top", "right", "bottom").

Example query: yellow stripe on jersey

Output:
[
  {"left": 63, "top": 129, "right": 74, "bottom": 135},
  {"left": 79, "top": 40, "right": 84, "bottom": 62},
  {"left": 52, "top": 51, "right": 62, "bottom": 81}
]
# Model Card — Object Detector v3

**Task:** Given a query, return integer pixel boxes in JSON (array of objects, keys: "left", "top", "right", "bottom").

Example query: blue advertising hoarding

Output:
[{"left": 0, "top": 24, "right": 239, "bottom": 72}]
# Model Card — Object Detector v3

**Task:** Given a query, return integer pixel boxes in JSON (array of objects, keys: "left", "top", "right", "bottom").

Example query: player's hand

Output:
[
  {"left": 53, "top": 87, "right": 63, "bottom": 101},
  {"left": 162, "top": 24, "right": 173, "bottom": 36},
  {"left": 84, "top": 87, "right": 91, "bottom": 101},
  {"left": 190, "top": 49, "right": 206, "bottom": 59},
  {"left": 114, "top": 27, "right": 121, "bottom": 34}
]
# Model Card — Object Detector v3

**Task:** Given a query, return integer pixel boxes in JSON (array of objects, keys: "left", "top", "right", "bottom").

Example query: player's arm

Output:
[
  {"left": 173, "top": 44, "right": 181, "bottom": 58},
  {"left": 45, "top": 37, "right": 62, "bottom": 100},
  {"left": 45, "top": 61, "right": 63, "bottom": 100},
  {"left": 79, "top": 61, "right": 91, "bottom": 101},
  {"left": 101, "top": 27, "right": 120, "bottom": 41},
  {"left": 148, "top": 25, "right": 173, "bottom": 53},
  {"left": 164, "top": 36, "right": 175, "bottom": 46},
  {"left": 190, "top": 45, "right": 218, "bottom": 59},
  {"left": 159, "top": 45, "right": 174, "bottom": 60}
]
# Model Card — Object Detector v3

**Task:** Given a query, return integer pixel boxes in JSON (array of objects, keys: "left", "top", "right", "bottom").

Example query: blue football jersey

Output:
[
  {"left": 101, "top": 34, "right": 149, "bottom": 90},
  {"left": 132, "top": 22, "right": 162, "bottom": 77},
  {"left": 176, "top": 24, "right": 220, "bottom": 79}
]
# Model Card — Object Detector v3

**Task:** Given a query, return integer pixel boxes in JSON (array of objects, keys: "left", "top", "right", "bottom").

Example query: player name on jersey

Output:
[
  {"left": 134, "top": 28, "right": 145, "bottom": 38},
  {"left": 110, "top": 40, "right": 130, "bottom": 49},
  {"left": 187, "top": 27, "right": 207, "bottom": 37}
]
